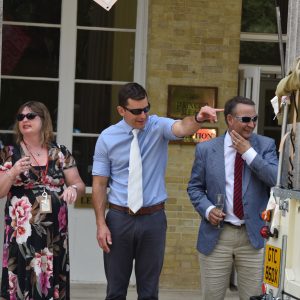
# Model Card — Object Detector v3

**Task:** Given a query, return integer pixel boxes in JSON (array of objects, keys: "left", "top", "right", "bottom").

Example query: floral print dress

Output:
[{"left": 0, "top": 143, "right": 76, "bottom": 300}]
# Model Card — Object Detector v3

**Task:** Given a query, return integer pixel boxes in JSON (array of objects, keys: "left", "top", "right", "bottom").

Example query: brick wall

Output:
[{"left": 146, "top": 0, "right": 242, "bottom": 289}]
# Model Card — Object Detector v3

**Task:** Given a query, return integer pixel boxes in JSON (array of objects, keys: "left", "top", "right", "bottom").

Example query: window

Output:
[
  {"left": 73, "top": 0, "right": 141, "bottom": 186},
  {"left": 240, "top": 0, "right": 288, "bottom": 66},
  {"left": 239, "top": 0, "right": 288, "bottom": 147},
  {"left": 0, "top": 0, "right": 61, "bottom": 144},
  {"left": 0, "top": 0, "right": 147, "bottom": 187}
]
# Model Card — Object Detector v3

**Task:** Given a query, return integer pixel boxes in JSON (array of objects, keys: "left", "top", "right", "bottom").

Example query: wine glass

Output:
[{"left": 215, "top": 193, "right": 225, "bottom": 229}]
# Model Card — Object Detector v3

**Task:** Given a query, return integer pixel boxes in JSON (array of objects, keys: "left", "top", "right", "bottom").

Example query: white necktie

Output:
[{"left": 128, "top": 129, "right": 143, "bottom": 213}]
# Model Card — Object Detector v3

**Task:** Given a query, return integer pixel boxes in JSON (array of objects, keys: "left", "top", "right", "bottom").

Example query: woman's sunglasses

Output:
[{"left": 16, "top": 112, "right": 38, "bottom": 121}]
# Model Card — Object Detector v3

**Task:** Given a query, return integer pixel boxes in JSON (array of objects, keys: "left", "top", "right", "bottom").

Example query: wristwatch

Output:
[{"left": 194, "top": 112, "right": 204, "bottom": 124}]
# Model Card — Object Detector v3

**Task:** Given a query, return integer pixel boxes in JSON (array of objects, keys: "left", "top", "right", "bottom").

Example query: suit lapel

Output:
[{"left": 211, "top": 136, "right": 226, "bottom": 193}]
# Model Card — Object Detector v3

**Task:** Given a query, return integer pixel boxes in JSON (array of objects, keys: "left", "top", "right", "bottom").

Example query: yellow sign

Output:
[{"left": 264, "top": 244, "right": 281, "bottom": 288}]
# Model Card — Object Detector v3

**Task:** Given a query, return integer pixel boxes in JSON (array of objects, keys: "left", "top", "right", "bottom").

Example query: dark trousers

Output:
[{"left": 104, "top": 208, "right": 167, "bottom": 300}]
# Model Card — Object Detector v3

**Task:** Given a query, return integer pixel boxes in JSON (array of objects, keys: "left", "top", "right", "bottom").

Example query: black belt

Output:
[
  {"left": 223, "top": 221, "right": 245, "bottom": 229},
  {"left": 109, "top": 203, "right": 165, "bottom": 216}
]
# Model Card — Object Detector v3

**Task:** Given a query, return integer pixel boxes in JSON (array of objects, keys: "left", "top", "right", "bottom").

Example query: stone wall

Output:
[{"left": 146, "top": 0, "right": 242, "bottom": 289}]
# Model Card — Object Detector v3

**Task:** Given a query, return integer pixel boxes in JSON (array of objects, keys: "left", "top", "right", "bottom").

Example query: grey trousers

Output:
[
  {"left": 199, "top": 224, "right": 264, "bottom": 300},
  {"left": 104, "top": 208, "right": 167, "bottom": 300}
]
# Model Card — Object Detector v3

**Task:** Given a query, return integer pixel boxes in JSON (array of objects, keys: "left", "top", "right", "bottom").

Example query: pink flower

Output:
[
  {"left": 30, "top": 248, "right": 53, "bottom": 296},
  {"left": 8, "top": 271, "right": 17, "bottom": 300},
  {"left": 0, "top": 161, "right": 12, "bottom": 171},
  {"left": 58, "top": 206, "right": 67, "bottom": 232},
  {"left": 2, "top": 243, "right": 9, "bottom": 268},
  {"left": 9, "top": 196, "right": 32, "bottom": 244},
  {"left": 54, "top": 286, "right": 59, "bottom": 299},
  {"left": 39, "top": 272, "right": 51, "bottom": 296},
  {"left": 24, "top": 182, "right": 35, "bottom": 190},
  {"left": 57, "top": 151, "right": 65, "bottom": 168},
  {"left": 30, "top": 248, "right": 53, "bottom": 276},
  {"left": 5, "top": 224, "right": 11, "bottom": 242}
]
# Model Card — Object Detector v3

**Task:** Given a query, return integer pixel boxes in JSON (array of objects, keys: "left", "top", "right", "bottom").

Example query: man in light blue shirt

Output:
[{"left": 92, "top": 82, "right": 222, "bottom": 300}]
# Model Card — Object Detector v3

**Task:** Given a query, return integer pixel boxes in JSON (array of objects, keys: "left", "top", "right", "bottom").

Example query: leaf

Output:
[
  {"left": 18, "top": 244, "right": 27, "bottom": 259},
  {"left": 8, "top": 257, "right": 16, "bottom": 269},
  {"left": 36, "top": 280, "right": 42, "bottom": 297}
]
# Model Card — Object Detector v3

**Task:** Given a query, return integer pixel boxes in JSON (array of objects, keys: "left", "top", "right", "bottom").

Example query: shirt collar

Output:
[
  {"left": 119, "top": 117, "right": 149, "bottom": 135},
  {"left": 224, "top": 130, "right": 233, "bottom": 148}
]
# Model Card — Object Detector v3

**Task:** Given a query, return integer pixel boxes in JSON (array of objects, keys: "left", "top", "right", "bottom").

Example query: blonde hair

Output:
[{"left": 14, "top": 101, "right": 54, "bottom": 146}]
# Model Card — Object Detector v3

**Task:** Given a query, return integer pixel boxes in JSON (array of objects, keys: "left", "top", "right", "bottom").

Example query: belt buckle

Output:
[{"left": 128, "top": 208, "right": 137, "bottom": 215}]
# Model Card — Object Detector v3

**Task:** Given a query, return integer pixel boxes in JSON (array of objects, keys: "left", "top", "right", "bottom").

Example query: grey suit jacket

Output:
[{"left": 187, "top": 133, "right": 278, "bottom": 255}]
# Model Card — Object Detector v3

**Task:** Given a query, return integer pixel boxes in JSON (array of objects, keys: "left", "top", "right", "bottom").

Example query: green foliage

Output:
[{"left": 242, "top": 0, "right": 277, "bottom": 33}]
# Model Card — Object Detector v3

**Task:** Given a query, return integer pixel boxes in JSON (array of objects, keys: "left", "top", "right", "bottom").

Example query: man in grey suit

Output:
[{"left": 188, "top": 96, "right": 278, "bottom": 300}]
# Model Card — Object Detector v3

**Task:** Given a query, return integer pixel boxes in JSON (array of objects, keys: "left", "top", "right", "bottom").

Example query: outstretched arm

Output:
[{"left": 172, "top": 106, "right": 224, "bottom": 137}]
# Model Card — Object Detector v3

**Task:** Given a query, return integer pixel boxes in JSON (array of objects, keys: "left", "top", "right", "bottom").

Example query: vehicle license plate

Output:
[{"left": 264, "top": 244, "right": 281, "bottom": 288}]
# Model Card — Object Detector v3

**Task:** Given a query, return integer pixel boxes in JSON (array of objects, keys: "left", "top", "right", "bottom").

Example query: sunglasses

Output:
[
  {"left": 16, "top": 112, "right": 38, "bottom": 121},
  {"left": 235, "top": 115, "right": 258, "bottom": 123},
  {"left": 123, "top": 104, "right": 151, "bottom": 115}
]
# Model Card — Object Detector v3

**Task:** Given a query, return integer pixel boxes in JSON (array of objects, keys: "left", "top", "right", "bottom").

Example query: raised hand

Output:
[{"left": 195, "top": 106, "right": 224, "bottom": 123}]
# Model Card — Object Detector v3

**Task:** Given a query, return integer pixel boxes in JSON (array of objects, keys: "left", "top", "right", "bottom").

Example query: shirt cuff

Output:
[
  {"left": 242, "top": 147, "right": 257, "bottom": 165},
  {"left": 205, "top": 205, "right": 215, "bottom": 220}
]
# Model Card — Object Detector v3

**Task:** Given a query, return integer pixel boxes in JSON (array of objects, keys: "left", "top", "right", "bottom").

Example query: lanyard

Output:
[{"left": 23, "top": 141, "right": 49, "bottom": 185}]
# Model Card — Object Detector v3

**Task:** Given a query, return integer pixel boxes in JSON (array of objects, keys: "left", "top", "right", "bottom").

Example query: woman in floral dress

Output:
[{"left": 0, "top": 101, "right": 85, "bottom": 300}]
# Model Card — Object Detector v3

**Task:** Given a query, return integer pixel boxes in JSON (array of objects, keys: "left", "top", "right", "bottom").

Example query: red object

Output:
[
  {"left": 233, "top": 152, "right": 244, "bottom": 219},
  {"left": 260, "top": 225, "right": 271, "bottom": 238},
  {"left": 261, "top": 210, "right": 271, "bottom": 222},
  {"left": 261, "top": 283, "right": 267, "bottom": 294},
  {"left": 260, "top": 226, "right": 279, "bottom": 239}
]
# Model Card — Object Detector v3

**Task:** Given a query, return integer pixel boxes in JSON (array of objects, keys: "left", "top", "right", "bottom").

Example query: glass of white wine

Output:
[{"left": 215, "top": 193, "right": 225, "bottom": 229}]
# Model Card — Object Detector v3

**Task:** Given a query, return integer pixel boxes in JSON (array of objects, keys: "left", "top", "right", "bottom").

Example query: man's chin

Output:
[
  {"left": 136, "top": 122, "right": 146, "bottom": 129},
  {"left": 242, "top": 131, "right": 253, "bottom": 139}
]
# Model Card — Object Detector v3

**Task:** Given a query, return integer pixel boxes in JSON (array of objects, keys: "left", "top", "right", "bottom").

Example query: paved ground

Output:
[{"left": 71, "top": 283, "right": 240, "bottom": 299}]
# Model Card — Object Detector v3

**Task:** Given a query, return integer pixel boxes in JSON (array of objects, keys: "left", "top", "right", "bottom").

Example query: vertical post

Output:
[
  {"left": 274, "top": 0, "right": 288, "bottom": 188},
  {"left": 276, "top": 102, "right": 289, "bottom": 188},
  {"left": 275, "top": 0, "right": 285, "bottom": 78},
  {"left": 56, "top": 0, "right": 78, "bottom": 149}
]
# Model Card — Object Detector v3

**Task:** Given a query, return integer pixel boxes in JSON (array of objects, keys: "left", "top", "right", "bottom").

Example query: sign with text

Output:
[
  {"left": 75, "top": 193, "right": 93, "bottom": 208},
  {"left": 172, "top": 128, "right": 217, "bottom": 144},
  {"left": 264, "top": 244, "right": 281, "bottom": 288},
  {"left": 93, "top": 0, "right": 118, "bottom": 11},
  {"left": 167, "top": 85, "right": 218, "bottom": 119}
]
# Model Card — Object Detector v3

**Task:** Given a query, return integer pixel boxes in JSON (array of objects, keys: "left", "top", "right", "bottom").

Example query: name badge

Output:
[{"left": 37, "top": 190, "right": 52, "bottom": 213}]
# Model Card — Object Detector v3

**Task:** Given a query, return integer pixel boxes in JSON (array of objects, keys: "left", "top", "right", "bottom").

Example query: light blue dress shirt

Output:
[{"left": 92, "top": 115, "right": 180, "bottom": 207}]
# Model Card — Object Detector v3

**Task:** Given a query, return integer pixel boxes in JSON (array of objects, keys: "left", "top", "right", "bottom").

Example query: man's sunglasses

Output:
[
  {"left": 235, "top": 115, "right": 258, "bottom": 123},
  {"left": 16, "top": 112, "right": 38, "bottom": 121},
  {"left": 123, "top": 104, "right": 151, "bottom": 115}
]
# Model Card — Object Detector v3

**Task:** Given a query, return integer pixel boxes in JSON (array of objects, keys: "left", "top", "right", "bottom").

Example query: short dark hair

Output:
[
  {"left": 224, "top": 96, "right": 255, "bottom": 124},
  {"left": 118, "top": 82, "right": 148, "bottom": 107}
]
